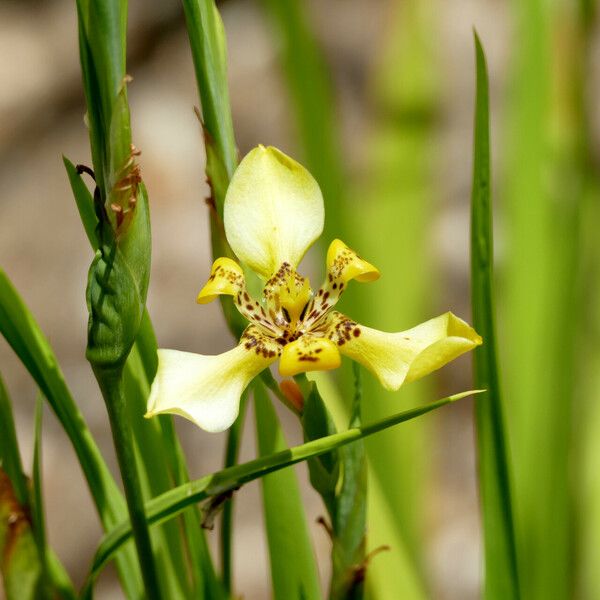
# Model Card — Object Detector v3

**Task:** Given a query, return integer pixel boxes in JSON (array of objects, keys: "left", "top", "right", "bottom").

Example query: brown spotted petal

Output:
[
  {"left": 279, "top": 333, "right": 341, "bottom": 377},
  {"left": 327, "top": 311, "right": 482, "bottom": 391},
  {"left": 146, "top": 325, "right": 279, "bottom": 432}
]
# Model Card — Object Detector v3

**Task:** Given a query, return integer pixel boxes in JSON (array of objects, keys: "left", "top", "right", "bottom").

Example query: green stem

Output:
[
  {"left": 96, "top": 366, "right": 162, "bottom": 600},
  {"left": 220, "top": 393, "right": 248, "bottom": 593}
]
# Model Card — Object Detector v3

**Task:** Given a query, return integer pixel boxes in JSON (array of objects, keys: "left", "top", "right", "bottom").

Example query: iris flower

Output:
[{"left": 146, "top": 146, "right": 481, "bottom": 432}]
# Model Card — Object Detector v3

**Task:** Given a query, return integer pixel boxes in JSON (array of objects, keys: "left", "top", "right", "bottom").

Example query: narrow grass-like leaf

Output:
[
  {"left": 255, "top": 382, "right": 322, "bottom": 600},
  {"left": 470, "top": 33, "right": 519, "bottom": 600},
  {"left": 31, "top": 396, "right": 48, "bottom": 590},
  {"left": 0, "top": 269, "right": 142, "bottom": 598},
  {"left": 80, "top": 390, "right": 479, "bottom": 593}
]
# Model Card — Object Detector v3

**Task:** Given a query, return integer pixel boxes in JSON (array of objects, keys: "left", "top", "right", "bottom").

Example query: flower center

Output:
[{"left": 262, "top": 262, "right": 312, "bottom": 337}]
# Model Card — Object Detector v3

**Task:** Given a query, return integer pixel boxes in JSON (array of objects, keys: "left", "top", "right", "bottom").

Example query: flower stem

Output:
[
  {"left": 96, "top": 366, "right": 162, "bottom": 600},
  {"left": 220, "top": 392, "right": 248, "bottom": 594}
]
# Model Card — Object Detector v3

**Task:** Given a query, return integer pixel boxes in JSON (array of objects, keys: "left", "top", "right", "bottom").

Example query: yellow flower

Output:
[{"left": 146, "top": 146, "right": 482, "bottom": 432}]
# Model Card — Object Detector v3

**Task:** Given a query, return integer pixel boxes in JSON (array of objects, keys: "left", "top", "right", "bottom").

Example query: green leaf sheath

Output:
[
  {"left": 255, "top": 383, "right": 322, "bottom": 600},
  {"left": 329, "top": 365, "right": 367, "bottom": 600},
  {"left": 81, "top": 391, "right": 478, "bottom": 593},
  {"left": 470, "top": 33, "right": 520, "bottom": 600},
  {"left": 0, "top": 269, "right": 143, "bottom": 598}
]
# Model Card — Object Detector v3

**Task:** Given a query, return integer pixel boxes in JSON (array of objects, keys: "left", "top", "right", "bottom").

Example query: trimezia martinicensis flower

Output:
[{"left": 146, "top": 146, "right": 482, "bottom": 432}]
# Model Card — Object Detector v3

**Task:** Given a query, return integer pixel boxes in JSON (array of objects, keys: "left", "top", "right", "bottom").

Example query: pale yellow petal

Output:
[
  {"left": 279, "top": 334, "right": 341, "bottom": 377},
  {"left": 197, "top": 257, "right": 245, "bottom": 304},
  {"left": 328, "top": 311, "right": 481, "bottom": 391},
  {"left": 224, "top": 145, "right": 324, "bottom": 278},
  {"left": 146, "top": 328, "right": 279, "bottom": 432}
]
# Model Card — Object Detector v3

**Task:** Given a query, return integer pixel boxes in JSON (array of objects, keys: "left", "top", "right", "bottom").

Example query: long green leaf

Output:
[
  {"left": 81, "top": 390, "right": 479, "bottom": 593},
  {"left": 0, "top": 269, "right": 142, "bottom": 598},
  {"left": 470, "top": 33, "right": 519, "bottom": 600},
  {"left": 255, "top": 383, "right": 322, "bottom": 600}
]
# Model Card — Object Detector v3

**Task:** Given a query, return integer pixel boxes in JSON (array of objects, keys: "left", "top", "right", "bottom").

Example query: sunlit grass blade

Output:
[
  {"left": 81, "top": 390, "right": 480, "bottom": 594},
  {"left": 470, "top": 33, "right": 519, "bottom": 600},
  {"left": 0, "top": 268, "right": 143, "bottom": 598},
  {"left": 503, "top": 3, "right": 581, "bottom": 598},
  {"left": 259, "top": 0, "right": 345, "bottom": 240},
  {"left": 254, "top": 383, "right": 322, "bottom": 600}
]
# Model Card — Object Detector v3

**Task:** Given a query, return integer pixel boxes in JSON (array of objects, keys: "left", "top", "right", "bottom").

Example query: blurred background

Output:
[{"left": 1, "top": 0, "right": 599, "bottom": 598}]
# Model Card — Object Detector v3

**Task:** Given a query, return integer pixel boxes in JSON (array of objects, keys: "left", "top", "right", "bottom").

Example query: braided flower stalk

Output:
[{"left": 146, "top": 145, "right": 481, "bottom": 432}]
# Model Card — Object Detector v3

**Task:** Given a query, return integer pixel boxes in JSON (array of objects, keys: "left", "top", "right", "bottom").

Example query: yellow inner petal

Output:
[
  {"left": 326, "top": 239, "right": 380, "bottom": 284},
  {"left": 279, "top": 334, "right": 341, "bottom": 377},
  {"left": 197, "top": 257, "right": 245, "bottom": 304}
]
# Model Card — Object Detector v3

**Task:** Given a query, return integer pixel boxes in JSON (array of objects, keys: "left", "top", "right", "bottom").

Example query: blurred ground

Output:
[{"left": 0, "top": 0, "right": 512, "bottom": 598}]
